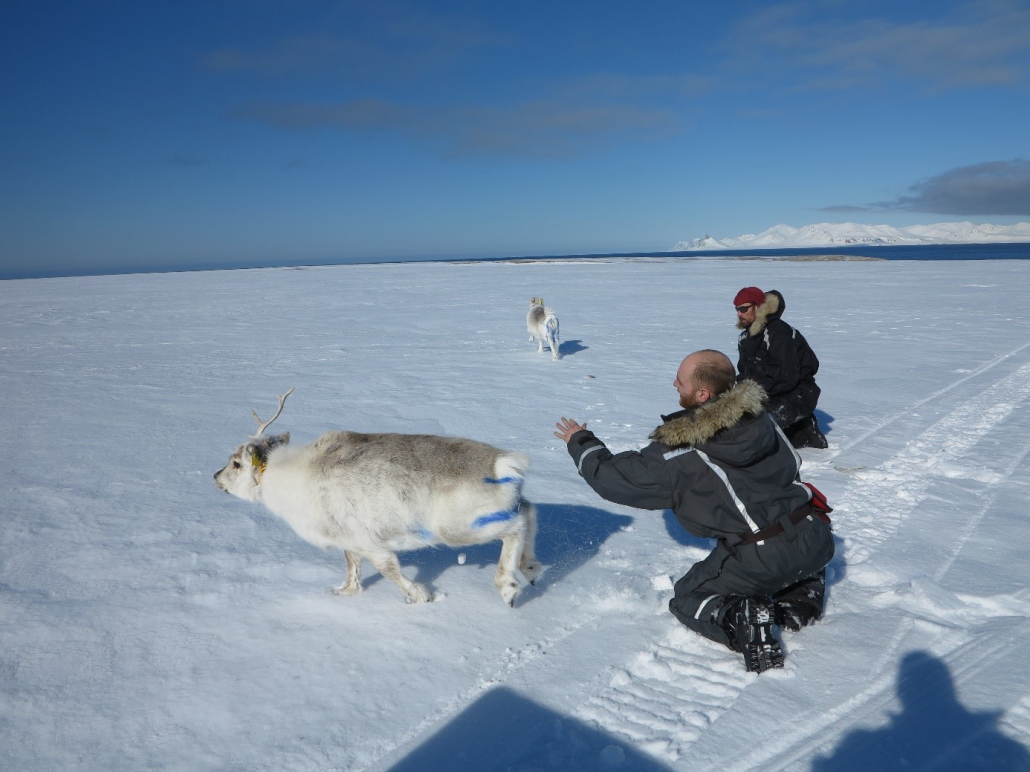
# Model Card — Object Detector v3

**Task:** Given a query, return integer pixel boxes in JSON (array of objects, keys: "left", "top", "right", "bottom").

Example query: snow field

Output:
[{"left": 2, "top": 257, "right": 1030, "bottom": 771}]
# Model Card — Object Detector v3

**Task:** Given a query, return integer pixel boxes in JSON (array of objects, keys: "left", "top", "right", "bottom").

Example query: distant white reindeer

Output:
[
  {"left": 214, "top": 389, "right": 540, "bottom": 606},
  {"left": 527, "top": 298, "right": 560, "bottom": 360}
]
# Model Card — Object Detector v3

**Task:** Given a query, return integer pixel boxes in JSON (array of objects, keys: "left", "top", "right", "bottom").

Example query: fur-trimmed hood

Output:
[
  {"left": 651, "top": 379, "right": 767, "bottom": 449},
  {"left": 740, "top": 290, "right": 786, "bottom": 337}
]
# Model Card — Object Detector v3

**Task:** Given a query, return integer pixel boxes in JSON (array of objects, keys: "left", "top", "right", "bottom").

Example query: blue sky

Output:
[{"left": 2, "top": 0, "right": 1029, "bottom": 277}]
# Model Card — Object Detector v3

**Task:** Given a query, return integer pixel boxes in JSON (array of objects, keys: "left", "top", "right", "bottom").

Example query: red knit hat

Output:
[{"left": 733, "top": 287, "right": 765, "bottom": 307}]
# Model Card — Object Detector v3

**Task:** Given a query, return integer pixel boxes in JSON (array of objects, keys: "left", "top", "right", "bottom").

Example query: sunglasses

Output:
[{"left": 734, "top": 304, "right": 754, "bottom": 313}]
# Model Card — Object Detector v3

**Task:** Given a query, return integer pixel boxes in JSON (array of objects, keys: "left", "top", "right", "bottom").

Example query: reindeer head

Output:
[{"left": 214, "top": 388, "right": 294, "bottom": 501}]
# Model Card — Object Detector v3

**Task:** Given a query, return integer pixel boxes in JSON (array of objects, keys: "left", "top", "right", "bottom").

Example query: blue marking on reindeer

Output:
[
  {"left": 473, "top": 476, "right": 523, "bottom": 528},
  {"left": 472, "top": 510, "right": 517, "bottom": 529}
]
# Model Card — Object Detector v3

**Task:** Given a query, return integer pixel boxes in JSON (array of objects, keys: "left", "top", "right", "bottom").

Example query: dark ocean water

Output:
[
  {"left": 4, "top": 241, "right": 1030, "bottom": 281},
  {"left": 668, "top": 241, "right": 1030, "bottom": 261},
  {"left": 499, "top": 241, "right": 1030, "bottom": 263}
]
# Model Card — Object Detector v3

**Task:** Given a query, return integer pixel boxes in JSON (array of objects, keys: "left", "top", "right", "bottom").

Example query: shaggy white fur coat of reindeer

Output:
[
  {"left": 527, "top": 298, "right": 560, "bottom": 360},
  {"left": 214, "top": 389, "right": 540, "bottom": 606}
]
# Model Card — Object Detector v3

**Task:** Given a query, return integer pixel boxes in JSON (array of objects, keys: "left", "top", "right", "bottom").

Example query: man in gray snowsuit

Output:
[{"left": 554, "top": 349, "right": 834, "bottom": 672}]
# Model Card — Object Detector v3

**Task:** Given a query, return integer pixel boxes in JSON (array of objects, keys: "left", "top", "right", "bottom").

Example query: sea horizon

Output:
[{"left": 4, "top": 240, "right": 1030, "bottom": 282}]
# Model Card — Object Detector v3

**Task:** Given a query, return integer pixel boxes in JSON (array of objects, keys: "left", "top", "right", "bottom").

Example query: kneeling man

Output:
[
  {"left": 554, "top": 350, "right": 834, "bottom": 672},
  {"left": 734, "top": 286, "right": 827, "bottom": 448}
]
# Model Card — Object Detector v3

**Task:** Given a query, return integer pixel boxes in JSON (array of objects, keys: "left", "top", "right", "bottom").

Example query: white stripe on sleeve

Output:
[{"left": 576, "top": 444, "right": 603, "bottom": 475}]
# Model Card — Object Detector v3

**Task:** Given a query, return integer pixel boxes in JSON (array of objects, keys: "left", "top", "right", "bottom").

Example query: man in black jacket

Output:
[
  {"left": 734, "top": 286, "right": 827, "bottom": 449},
  {"left": 554, "top": 350, "right": 834, "bottom": 672}
]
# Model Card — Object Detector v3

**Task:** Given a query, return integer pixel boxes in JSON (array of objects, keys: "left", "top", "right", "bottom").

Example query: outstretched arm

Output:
[{"left": 555, "top": 419, "right": 673, "bottom": 511}]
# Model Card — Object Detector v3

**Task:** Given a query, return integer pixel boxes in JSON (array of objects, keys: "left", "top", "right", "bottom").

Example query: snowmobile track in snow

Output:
[
  {"left": 830, "top": 359, "right": 1030, "bottom": 567},
  {"left": 573, "top": 624, "right": 756, "bottom": 763},
  {"left": 826, "top": 338, "right": 1030, "bottom": 462}
]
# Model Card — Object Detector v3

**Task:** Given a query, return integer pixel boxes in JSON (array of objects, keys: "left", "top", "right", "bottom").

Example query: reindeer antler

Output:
[{"left": 251, "top": 387, "right": 295, "bottom": 438}]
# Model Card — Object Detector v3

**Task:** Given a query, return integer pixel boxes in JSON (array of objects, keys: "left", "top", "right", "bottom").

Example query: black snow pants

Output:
[
  {"left": 767, "top": 380, "right": 821, "bottom": 430},
  {"left": 668, "top": 511, "right": 834, "bottom": 649}
]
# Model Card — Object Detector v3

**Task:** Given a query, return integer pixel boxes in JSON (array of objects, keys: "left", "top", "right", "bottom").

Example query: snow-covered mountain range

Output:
[{"left": 672, "top": 221, "right": 1030, "bottom": 251}]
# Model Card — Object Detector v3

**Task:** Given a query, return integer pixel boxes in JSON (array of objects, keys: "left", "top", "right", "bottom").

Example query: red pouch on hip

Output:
[{"left": 802, "top": 482, "right": 833, "bottom": 522}]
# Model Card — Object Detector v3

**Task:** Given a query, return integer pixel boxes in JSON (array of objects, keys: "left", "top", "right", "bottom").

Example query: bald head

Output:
[{"left": 674, "top": 350, "right": 736, "bottom": 408}]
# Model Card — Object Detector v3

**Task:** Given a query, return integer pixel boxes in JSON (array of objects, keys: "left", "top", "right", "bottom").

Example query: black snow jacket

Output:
[
  {"left": 737, "top": 290, "right": 820, "bottom": 399},
  {"left": 565, "top": 380, "right": 813, "bottom": 542}
]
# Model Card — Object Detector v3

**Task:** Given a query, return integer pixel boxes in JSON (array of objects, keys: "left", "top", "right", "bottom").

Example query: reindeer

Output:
[
  {"left": 527, "top": 298, "right": 560, "bottom": 360},
  {"left": 214, "top": 389, "right": 540, "bottom": 606}
]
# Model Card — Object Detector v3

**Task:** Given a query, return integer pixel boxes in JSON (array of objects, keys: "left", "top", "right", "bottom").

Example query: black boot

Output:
[
  {"left": 786, "top": 415, "right": 828, "bottom": 449},
  {"left": 721, "top": 596, "right": 784, "bottom": 673},
  {"left": 773, "top": 571, "right": 826, "bottom": 631},
  {"left": 773, "top": 595, "right": 823, "bottom": 632}
]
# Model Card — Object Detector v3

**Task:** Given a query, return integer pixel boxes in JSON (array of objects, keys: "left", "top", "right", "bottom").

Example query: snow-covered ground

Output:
[
  {"left": 673, "top": 221, "right": 1030, "bottom": 250},
  {"left": 3, "top": 257, "right": 1030, "bottom": 771}
]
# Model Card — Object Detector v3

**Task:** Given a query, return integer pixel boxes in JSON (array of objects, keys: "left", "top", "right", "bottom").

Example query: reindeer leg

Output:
[
  {"left": 333, "top": 550, "right": 363, "bottom": 596},
  {"left": 495, "top": 530, "right": 525, "bottom": 607},
  {"left": 367, "top": 551, "right": 433, "bottom": 603},
  {"left": 517, "top": 501, "right": 541, "bottom": 585}
]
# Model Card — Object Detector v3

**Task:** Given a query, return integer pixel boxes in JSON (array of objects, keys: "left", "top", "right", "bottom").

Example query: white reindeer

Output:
[
  {"left": 214, "top": 388, "right": 540, "bottom": 606},
  {"left": 527, "top": 298, "right": 560, "bottom": 360}
]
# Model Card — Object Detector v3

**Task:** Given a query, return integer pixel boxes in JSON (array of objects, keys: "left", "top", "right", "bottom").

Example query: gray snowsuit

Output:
[{"left": 565, "top": 380, "right": 834, "bottom": 648}]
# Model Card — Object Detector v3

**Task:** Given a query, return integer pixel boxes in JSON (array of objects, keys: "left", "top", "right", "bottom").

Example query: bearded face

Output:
[
  {"left": 679, "top": 391, "right": 703, "bottom": 409},
  {"left": 735, "top": 303, "right": 757, "bottom": 330},
  {"left": 675, "top": 359, "right": 703, "bottom": 409}
]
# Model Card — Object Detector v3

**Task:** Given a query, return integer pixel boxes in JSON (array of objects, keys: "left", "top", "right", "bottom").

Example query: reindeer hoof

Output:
[
  {"left": 333, "top": 582, "right": 362, "bottom": 596},
  {"left": 407, "top": 585, "right": 433, "bottom": 604},
  {"left": 520, "top": 562, "right": 541, "bottom": 585},
  {"left": 500, "top": 581, "right": 520, "bottom": 607}
]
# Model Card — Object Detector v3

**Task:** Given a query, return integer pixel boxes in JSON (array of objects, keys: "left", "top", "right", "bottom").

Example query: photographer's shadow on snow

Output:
[
  {"left": 810, "top": 651, "right": 1030, "bottom": 771},
  {"left": 385, "top": 686, "right": 674, "bottom": 772},
  {"left": 396, "top": 503, "right": 633, "bottom": 607}
]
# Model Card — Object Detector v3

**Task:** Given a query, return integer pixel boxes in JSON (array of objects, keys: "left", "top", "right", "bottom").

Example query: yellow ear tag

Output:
[{"left": 251, "top": 451, "right": 268, "bottom": 481}]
